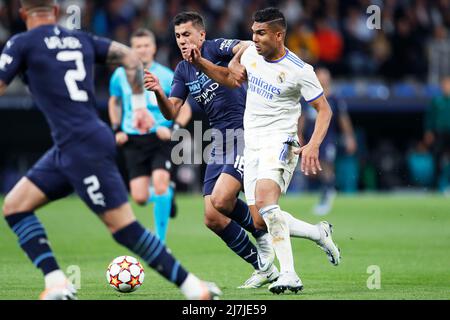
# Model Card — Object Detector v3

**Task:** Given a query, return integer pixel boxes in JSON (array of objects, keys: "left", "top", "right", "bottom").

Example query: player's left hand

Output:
[
  {"left": 183, "top": 42, "right": 201, "bottom": 65},
  {"left": 156, "top": 127, "right": 172, "bottom": 141},
  {"left": 133, "top": 108, "right": 155, "bottom": 134},
  {"left": 294, "top": 143, "right": 322, "bottom": 176}
]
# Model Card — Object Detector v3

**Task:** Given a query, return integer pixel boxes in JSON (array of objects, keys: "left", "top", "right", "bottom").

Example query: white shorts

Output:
[{"left": 244, "top": 134, "right": 299, "bottom": 205}]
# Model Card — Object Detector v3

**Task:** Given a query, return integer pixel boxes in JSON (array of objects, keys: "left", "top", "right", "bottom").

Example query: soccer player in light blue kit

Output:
[{"left": 108, "top": 28, "right": 191, "bottom": 243}]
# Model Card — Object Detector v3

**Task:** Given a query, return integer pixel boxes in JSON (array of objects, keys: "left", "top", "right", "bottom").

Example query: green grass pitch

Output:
[{"left": 0, "top": 194, "right": 449, "bottom": 300}]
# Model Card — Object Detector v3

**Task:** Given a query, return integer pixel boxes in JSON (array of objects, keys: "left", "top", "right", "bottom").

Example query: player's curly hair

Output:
[
  {"left": 20, "top": 0, "right": 57, "bottom": 9},
  {"left": 173, "top": 12, "right": 205, "bottom": 30},
  {"left": 253, "top": 7, "right": 287, "bottom": 31}
]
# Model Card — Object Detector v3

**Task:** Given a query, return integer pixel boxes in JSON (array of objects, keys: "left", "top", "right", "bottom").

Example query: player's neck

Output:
[
  {"left": 26, "top": 16, "right": 57, "bottom": 30},
  {"left": 265, "top": 46, "right": 287, "bottom": 62}
]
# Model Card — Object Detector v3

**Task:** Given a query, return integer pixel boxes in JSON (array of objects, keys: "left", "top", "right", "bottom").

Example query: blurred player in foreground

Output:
[
  {"left": 183, "top": 7, "right": 341, "bottom": 294},
  {"left": 109, "top": 28, "right": 191, "bottom": 243},
  {"left": 300, "top": 67, "right": 357, "bottom": 215},
  {"left": 144, "top": 12, "right": 278, "bottom": 289},
  {"left": 0, "top": 0, "right": 219, "bottom": 300}
]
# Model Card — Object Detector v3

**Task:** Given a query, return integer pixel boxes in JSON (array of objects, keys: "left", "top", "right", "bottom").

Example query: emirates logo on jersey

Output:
[{"left": 277, "top": 72, "right": 286, "bottom": 84}]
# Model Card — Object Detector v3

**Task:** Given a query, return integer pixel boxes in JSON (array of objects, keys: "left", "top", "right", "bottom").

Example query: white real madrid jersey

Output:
[{"left": 240, "top": 44, "right": 324, "bottom": 137}]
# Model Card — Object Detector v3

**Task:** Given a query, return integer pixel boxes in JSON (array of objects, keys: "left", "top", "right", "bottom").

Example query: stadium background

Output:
[
  {"left": 0, "top": 0, "right": 449, "bottom": 301},
  {"left": 1, "top": 0, "right": 449, "bottom": 195}
]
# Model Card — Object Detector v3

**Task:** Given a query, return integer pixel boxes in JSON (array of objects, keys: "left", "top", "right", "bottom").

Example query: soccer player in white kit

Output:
[{"left": 184, "top": 7, "right": 341, "bottom": 294}]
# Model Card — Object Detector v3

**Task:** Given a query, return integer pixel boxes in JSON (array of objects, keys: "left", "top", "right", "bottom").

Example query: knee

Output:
[
  {"left": 253, "top": 218, "right": 267, "bottom": 231},
  {"left": 153, "top": 182, "right": 169, "bottom": 196},
  {"left": 131, "top": 190, "right": 148, "bottom": 206},
  {"left": 210, "top": 194, "right": 234, "bottom": 214},
  {"left": 255, "top": 199, "right": 268, "bottom": 212},
  {"left": 2, "top": 194, "right": 19, "bottom": 216}
]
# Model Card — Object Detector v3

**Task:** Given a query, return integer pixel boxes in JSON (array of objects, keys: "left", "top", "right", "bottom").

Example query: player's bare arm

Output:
[
  {"left": 228, "top": 43, "right": 250, "bottom": 83},
  {"left": 297, "top": 113, "right": 306, "bottom": 147},
  {"left": 0, "top": 80, "right": 7, "bottom": 96},
  {"left": 108, "top": 96, "right": 122, "bottom": 129},
  {"left": 107, "top": 41, "right": 144, "bottom": 92},
  {"left": 108, "top": 96, "right": 128, "bottom": 145},
  {"left": 295, "top": 95, "right": 333, "bottom": 176},
  {"left": 107, "top": 41, "right": 154, "bottom": 133},
  {"left": 338, "top": 112, "right": 357, "bottom": 154},
  {"left": 229, "top": 41, "right": 252, "bottom": 81},
  {"left": 143, "top": 69, "right": 184, "bottom": 120},
  {"left": 175, "top": 101, "right": 192, "bottom": 127},
  {"left": 184, "top": 44, "right": 244, "bottom": 88},
  {"left": 155, "top": 100, "right": 192, "bottom": 141},
  {"left": 231, "top": 40, "right": 253, "bottom": 55}
]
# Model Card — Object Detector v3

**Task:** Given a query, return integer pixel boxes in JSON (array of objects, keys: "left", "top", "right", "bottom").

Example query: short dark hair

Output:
[
  {"left": 173, "top": 12, "right": 205, "bottom": 30},
  {"left": 253, "top": 7, "right": 287, "bottom": 31},
  {"left": 131, "top": 28, "right": 155, "bottom": 44},
  {"left": 20, "top": 0, "right": 57, "bottom": 9}
]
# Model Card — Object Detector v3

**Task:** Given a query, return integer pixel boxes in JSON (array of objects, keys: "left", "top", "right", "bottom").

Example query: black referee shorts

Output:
[{"left": 121, "top": 133, "right": 173, "bottom": 180}]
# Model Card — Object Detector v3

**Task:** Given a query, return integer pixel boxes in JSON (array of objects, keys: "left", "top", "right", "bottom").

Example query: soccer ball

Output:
[{"left": 106, "top": 256, "right": 145, "bottom": 293}]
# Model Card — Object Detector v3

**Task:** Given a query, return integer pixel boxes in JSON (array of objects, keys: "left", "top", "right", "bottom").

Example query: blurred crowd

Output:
[
  {"left": 0, "top": 0, "right": 449, "bottom": 193},
  {"left": 1, "top": 0, "right": 450, "bottom": 83}
]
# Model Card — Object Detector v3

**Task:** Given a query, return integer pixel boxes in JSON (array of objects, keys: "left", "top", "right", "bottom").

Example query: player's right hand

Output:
[{"left": 144, "top": 70, "right": 162, "bottom": 92}]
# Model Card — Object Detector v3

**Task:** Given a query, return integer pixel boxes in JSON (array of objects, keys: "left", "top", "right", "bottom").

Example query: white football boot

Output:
[
  {"left": 181, "top": 274, "right": 222, "bottom": 300},
  {"left": 315, "top": 221, "right": 341, "bottom": 266},
  {"left": 238, "top": 264, "right": 279, "bottom": 289},
  {"left": 39, "top": 280, "right": 77, "bottom": 300},
  {"left": 255, "top": 233, "right": 275, "bottom": 272},
  {"left": 268, "top": 271, "right": 303, "bottom": 294}
]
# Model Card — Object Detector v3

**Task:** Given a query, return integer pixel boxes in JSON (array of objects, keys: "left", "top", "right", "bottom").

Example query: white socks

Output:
[
  {"left": 180, "top": 273, "right": 204, "bottom": 300},
  {"left": 44, "top": 270, "right": 67, "bottom": 289},
  {"left": 259, "top": 205, "right": 295, "bottom": 274},
  {"left": 281, "top": 211, "right": 321, "bottom": 241}
]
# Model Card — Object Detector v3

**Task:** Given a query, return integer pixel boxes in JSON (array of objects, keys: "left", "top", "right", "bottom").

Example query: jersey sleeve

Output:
[
  {"left": 88, "top": 33, "right": 112, "bottom": 64},
  {"left": 239, "top": 45, "right": 253, "bottom": 69},
  {"left": 210, "top": 38, "right": 240, "bottom": 61},
  {"left": 169, "top": 63, "right": 188, "bottom": 102},
  {"left": 109, "top": 68, "right": 123, "bottom": 98},
  {"left": 298, "top": 65, "right": 324, "bottom": 103},
  {"left": 0, "top": 35, "right": 25, "bottom": 85}
]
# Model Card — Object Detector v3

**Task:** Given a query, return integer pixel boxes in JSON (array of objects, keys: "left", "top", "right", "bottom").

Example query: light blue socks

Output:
[{"left": 149, "top": 186, "right": 174, "bottom": 243}]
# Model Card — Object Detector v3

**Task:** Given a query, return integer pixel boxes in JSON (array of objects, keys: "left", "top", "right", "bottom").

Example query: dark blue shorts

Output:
[
  {"left": 26, "top": 127, "right": 128, "bottom": 214},
  {"left": 203, "top": 136, "right": 244, "bottom": 196}
]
